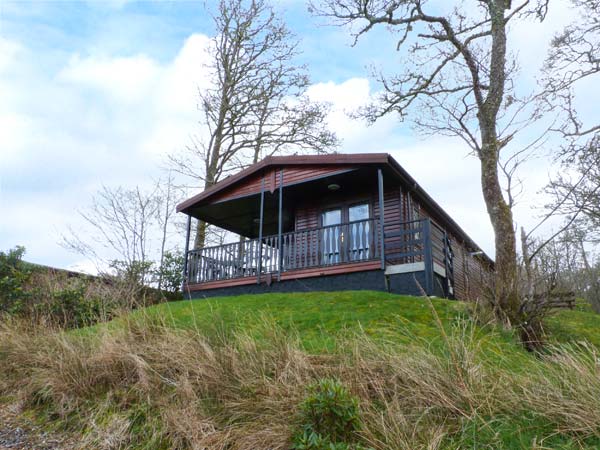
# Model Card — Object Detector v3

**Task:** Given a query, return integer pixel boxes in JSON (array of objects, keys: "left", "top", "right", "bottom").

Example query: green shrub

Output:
[
  {"left": 0, "top": 246, "right": 31, "bottom": 314},
  {"left": 33, "top": 280, "right": 101, "bottom": 328},
  {"left": 293, "top": 379, "right": 368, "bottom": 450},
  {"left": 292, "top": 430, "right": 364, "bottom": 450},
  {"left": 155, "top": 250, "right": 184, "bottom": 294}
]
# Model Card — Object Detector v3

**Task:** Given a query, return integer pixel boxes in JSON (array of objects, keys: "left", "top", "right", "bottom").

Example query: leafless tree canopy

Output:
[
  {"left": 170, "top": 0, "right": 338, "bottom": 248},
  {"left": 547, "top": 146, "right": 600, "bottom": 219},
  {"left": 523, "top": 221, "right": 600, "bottom": 314},
  {"left": 62, "top": 182, "right": 183, "bottom": 284},
  {"left": 170, "top": 0, "right": 338, "bottom": 186},
  {"left": 537, "top": 0, "right": 599, "bottom": 258},
  {"left": 315, "top": 0, "right": 551, "bottom": 150},
  {"left": 543, "top": 0, "right": 600, "bottom": 139}
]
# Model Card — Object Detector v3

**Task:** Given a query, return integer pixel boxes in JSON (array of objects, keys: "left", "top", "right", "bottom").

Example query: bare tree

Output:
[
  {"left": 521, "top": 221, "right": 600, "bottom": 319},
  {"left": 545, "top": 145, "right": 600, "bottom": 226},
  {"left": 63, "top": 186, "right": 158, "bottom": 270},
  {"left": 62, "top": 183, "right": 181, "bottom": 287},
  {"left": 577, "top": 235, "right": 600, "bottom": 313},
  {"left": 518, "top": 226, "right": 575, "bottom": 350},
  {"left": 543, "top": 0, "right": 599, "bottom": 140},
  {"left": 315, "top": 0, "right": 557, "bottom": 322},
  {"left": 514, "top": 0, "right": 599, "bottom": 309},
  {"left": 170, "top": 0, "right": 338, "bottom": 248},
  {"left": 538, "top": 0, "right": 600, "bottom": 243},
  {"left": 156, "top": 172, "right": 185, "bottom": 290}
]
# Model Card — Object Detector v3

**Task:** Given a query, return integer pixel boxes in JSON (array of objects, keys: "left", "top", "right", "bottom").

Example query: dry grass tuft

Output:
[{"left": 1, "top": 311, "right": 599, "bottom": 449}]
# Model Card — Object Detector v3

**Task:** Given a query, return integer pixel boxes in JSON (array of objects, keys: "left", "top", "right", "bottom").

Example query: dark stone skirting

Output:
[{"left": 186, "top": 269, "right": 446, "bottom": 299}]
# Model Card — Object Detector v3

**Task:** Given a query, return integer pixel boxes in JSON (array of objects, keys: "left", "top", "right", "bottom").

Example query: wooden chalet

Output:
[{"left": 177, "top": 153, "right": 493, "bottom": 300}]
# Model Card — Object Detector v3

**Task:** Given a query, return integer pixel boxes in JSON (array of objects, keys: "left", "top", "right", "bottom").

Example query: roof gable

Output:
[{"left": 177, "top": 153, "right": 389, "bottom": 212}]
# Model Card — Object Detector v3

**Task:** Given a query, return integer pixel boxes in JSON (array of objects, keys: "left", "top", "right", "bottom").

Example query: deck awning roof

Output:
[
  {"left": 177, "top": 153, "right": 494, "bottom": 265},
  {"left": 177, "top": 153, "right": 390, "bottom": 212}
]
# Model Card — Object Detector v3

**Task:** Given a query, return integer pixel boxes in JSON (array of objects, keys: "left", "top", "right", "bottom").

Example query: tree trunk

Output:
[
  {"left": 480, "top": 137, "right": 519, "bottom": 321},
  {"left": 580, "top": 238, "right": 600, "bottom": 313},
  {"left": 194, "top": 220, "right": 208, "bottom": 249},
  {"left": 193, "top": 85, "right": 228, "bottom": 250},
  {"left": 193, "top": 177, "right": 216, "bottom": 249},
  {"left": 477, "top": 0, "right": 520, "bottom": 323}
]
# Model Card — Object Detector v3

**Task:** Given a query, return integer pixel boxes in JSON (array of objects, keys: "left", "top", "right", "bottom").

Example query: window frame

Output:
[{"left": 318, "top": 199, "right": 372, "bottom": 227}]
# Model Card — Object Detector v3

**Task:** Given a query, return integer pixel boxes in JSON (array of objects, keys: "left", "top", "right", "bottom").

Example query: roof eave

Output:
[{"left": 176, "top": 153, "right": 389, "bottom": 213}]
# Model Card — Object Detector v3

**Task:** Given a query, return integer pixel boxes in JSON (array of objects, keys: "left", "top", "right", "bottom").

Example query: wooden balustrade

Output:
[{"left": 186, "top": 218, "right": 378, "bottom": 284}]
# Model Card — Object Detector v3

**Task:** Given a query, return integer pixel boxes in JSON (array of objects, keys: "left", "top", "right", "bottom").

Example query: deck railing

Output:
[
  {"left": 382, "top": 218, "right": 454, "bottom": 295},
  {"left": 185, "top": 217, "right": 453, "bottom": 291},
  {"left": 185, "top": 218, "right": 379, "bottom": 284}
]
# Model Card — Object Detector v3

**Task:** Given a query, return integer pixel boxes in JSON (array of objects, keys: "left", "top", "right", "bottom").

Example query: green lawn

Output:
[
  {"left": 125, "top": 291, "right": 469, "bottom": 351},
  {"left": 547, "top": 307, "right": 600, "bottom": 348},
  {"left": 125, "top": 291, "right": 600, "bottom": 350},
  {"left": 114, "top": 291, "right": 600, "bottom": 353}
]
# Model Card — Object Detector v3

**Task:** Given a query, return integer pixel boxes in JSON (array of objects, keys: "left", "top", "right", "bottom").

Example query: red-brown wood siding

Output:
[
  {"left": 295, "top": 205, "right": 319, "bottom": 230},
  {"left": 450, "top": 239, "right": 490, "bottom": 301},
  {"left": 210, "top": 165, "right": 355, "bottom": 204},
  {"left": 414, "top": 202, "right": 490, "bottom": 300}
]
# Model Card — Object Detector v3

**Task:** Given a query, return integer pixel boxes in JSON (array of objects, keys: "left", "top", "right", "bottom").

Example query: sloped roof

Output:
[{"left": 177, "top": 153, "right": 389, "bottom": 212}]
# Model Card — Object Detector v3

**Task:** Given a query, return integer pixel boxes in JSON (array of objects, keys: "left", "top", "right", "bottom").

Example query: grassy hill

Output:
[
  {"left": 125, "top": 291, "right": 471, "bottom": 351},
  {"left": 122, "top": 290, "right": 599, "bottom": 351},
  {"left": 2, "top": 291, "right": 600, "bottom": 449}
]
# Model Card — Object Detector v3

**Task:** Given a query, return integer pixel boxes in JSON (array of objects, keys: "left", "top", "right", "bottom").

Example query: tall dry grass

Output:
[{"left": 1, "top": 311, "right": 599, "bottom": 449}]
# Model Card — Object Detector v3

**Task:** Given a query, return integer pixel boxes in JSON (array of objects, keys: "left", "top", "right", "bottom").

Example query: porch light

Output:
[
  {"left": 327, "top": 183, "right": 341, "bottom": 191},
  {"left": 253, "top": 218, "right": 260, "bottom": 224}
]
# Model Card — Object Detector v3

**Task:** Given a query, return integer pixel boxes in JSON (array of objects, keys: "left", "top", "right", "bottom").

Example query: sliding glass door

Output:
[
  {"left": 348, "top": 203, "right": 370, "bottom": 260},
  {"left": 321, "top": 208, "right": 342, "bottom": 264},
  {"left": 320, "top": 203, "right": 371, "bottom": 265}
]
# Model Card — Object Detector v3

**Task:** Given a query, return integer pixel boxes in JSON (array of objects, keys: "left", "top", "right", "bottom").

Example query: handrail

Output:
[
  {"left": 187, "top": 218, "right": 378, "bottom": 254},
  {"left": 187, "top": 239, "right": 253, "bottom": 254}
]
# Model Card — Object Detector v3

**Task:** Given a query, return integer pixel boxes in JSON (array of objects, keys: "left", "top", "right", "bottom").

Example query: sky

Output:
[{"left": 0, "top": 0, "right": 594, "bottom": 272}]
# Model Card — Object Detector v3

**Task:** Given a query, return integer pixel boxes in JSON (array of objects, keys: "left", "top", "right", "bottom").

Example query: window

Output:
[
  {"left": 321, "top": 209, "right": 342, "bottom": 227},
  {"left": 349, "top": 203, "right": 369, "bottom": 222}
]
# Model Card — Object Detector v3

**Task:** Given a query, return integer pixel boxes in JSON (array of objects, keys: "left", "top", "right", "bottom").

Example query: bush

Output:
[
  {"left": 293, "top": 379, "right": 367, "bottom": 450},
  {"left": 109, "top": 259, "right": 154, "bottom": 289},
  {"left": 292, "top": 431, "right": 359, "bottom": 450},
  {"left": 0, "top": 246, "right": 31, "bottom": 314},
  {"left": 155, "top": 250, "right": 184, "bottom": 294},
  {"left": 31, "top": 278, "right": 102, "bottom": 328},
  {"left": 0, "top": 246, "right": 173, "bottom": 328}
]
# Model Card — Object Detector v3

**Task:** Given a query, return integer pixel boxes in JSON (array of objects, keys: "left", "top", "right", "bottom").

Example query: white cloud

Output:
[
  {"left": 59, "top": 54, "right": 161, "bottom": 103},
  {"left": 0, "top": 33, "right": 213, "bottom": 268},
  {"left": 308, "top": 77, "right": 408, "bottom": 153},
  {"left": 0, "top": 37, "right": 22, "bottom": 73}
]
